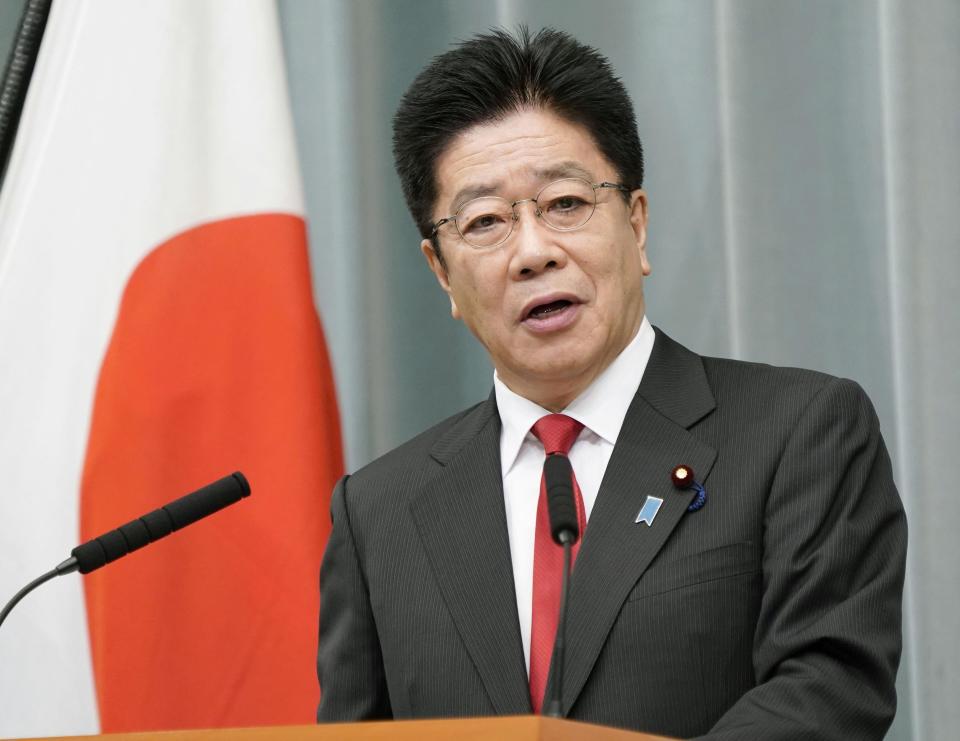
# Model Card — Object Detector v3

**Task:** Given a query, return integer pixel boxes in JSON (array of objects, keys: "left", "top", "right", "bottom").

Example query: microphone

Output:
[
  {"left": 70, "top": 471, "right": 250, "bottom": 574},
  {"left": 0, "top": 472, "right": 250, "bottom": 630},
  {"left": 544, "top": 454, "right": 579, "bottom": 545},
  {"left": 542, "top": 453, "right": 579, "bottom": 717}
]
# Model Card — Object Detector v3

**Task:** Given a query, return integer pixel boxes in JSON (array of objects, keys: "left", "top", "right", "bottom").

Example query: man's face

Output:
[{"left": 421, "top": 108, "right": 650, "bottom": 411}]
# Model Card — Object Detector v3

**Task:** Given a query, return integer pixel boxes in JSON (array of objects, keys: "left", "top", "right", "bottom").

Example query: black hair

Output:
[{"left": 392, "top": 26, "right": 644, "bottom": 261}]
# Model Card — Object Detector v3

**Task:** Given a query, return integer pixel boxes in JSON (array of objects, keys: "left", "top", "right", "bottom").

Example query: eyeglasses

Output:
[{"left": 430, "top": 178, "right": 632, "bottom": 249}]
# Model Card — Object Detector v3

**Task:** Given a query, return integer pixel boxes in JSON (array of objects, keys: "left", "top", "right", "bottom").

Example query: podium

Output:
[{"left": 19, "top": 717, "right": 676, "bottom": 741}]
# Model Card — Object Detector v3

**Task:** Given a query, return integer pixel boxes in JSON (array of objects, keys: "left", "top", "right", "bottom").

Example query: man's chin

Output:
[{"left": 499, "top": 360, "right": 594, "bottom": 404}]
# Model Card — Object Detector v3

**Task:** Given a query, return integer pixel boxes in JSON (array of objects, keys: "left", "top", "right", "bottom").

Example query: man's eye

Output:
[
  {"left": 463, "top": 214, "right": 502, "bottom": 232},
  {"left": 548, "top": 196, "right": 588, "bottom": 212}
]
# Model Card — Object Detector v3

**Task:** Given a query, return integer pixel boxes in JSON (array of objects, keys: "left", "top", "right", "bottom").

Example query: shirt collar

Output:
[{"left": 494, "top": 315, "right": 655, "bottom": 476}]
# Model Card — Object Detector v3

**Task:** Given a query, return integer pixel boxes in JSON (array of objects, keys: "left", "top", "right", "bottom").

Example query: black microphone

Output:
[
  {"left": 542, "top": 453, "right": 579, "bottom": 717},
  {"left": 544, "top": 454, "right": 579, "bottom": 545},
  {"left": 0, "top": 472, "right": 250, "bottom": 630},
  {"left": 70, "top": 471, "right": 250, "bottom": 574}
]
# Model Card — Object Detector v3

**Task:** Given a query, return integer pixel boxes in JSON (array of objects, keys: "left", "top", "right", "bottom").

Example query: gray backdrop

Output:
[{"left": 278, "top": 2, "right": 958, "bottom": 740}]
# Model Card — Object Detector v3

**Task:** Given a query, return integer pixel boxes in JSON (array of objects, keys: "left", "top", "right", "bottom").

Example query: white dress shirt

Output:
[{"left": 494, "top": 315, "right": 655, "bottom": 674}]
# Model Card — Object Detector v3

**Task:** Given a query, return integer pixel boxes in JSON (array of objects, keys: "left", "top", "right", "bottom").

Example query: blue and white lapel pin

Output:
[
  {"left": 634, "top": 496, "right": 663, "bottom": 526},
  {"left": 671, "top": 464, "right": 707, "bottom": 512}
]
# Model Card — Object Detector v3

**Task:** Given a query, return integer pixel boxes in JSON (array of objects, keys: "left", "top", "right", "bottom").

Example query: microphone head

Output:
[
  {"left": 543, "top": 453, "right": 579, "bottom": 545},
  {"left": 231, "top": 471, "right": 251, "bottom": 498}
]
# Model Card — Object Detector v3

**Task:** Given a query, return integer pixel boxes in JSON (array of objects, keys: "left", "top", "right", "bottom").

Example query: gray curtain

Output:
[
  {"left": 279, "top": 2, "right": 960, "bottom": 740},
  {"left": 0, "top": 2, "right": 25, "bottom": 70}
]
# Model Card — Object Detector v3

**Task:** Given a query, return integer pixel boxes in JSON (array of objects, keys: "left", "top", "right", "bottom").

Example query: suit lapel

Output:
[
  {"left": 548, "top": 329, "right": 719, "bottom": 713},
  {"left": 409, "top": 396, "right": 531, "bottom": 714}
]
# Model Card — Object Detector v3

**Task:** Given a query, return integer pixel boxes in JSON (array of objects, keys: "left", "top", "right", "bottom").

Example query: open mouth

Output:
[
  {"left": 526, "top": 299, "right": 573, "bottom": 320},
  {"left": 521, "top": 296, "right": 581, "bottom": 333}
]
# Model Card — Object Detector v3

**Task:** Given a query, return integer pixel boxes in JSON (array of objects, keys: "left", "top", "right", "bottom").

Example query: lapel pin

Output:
[
  {"left": 634, "top": 496, "right": 663, "bottom": 526},
  {"left": 671, "top": 464, "right": 707, "bottom": 513}
]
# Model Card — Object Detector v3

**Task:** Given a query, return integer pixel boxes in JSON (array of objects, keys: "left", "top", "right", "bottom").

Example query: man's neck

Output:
[{"left": 495, "top": 317, "right": 649, "bottom": 412}]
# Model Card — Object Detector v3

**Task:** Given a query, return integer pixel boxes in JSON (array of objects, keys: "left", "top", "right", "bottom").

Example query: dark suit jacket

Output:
[{"left": 317, "top": 328, "right": 906, "bottom": 740}]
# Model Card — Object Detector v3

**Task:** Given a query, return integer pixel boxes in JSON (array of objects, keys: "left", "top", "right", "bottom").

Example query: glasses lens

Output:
[
  {"left": 537, "top": 178, "right": 597, "bottom": 231},
  {"left": 456, "top": 197, "right": 513, "bottom": 248}
]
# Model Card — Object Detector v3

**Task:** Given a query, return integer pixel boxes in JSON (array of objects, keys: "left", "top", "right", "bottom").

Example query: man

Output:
[{"left": 316, "top": 28, "right": 906, "bottom": 740}]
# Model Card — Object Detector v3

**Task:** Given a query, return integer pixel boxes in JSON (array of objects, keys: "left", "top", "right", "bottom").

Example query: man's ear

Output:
[
  {"left": 421, "top": 239, "right": 461, "bottom": 319},
  {"left": 630, "top": 189, "right": 651, "bottom": 276}
]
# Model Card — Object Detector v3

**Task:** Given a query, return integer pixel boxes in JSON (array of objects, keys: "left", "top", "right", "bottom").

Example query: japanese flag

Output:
[{"left": 0, "top": 1, "right": 342, "bottom": 736}]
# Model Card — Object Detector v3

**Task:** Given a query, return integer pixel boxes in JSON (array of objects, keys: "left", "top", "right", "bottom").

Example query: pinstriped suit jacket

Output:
[{"left": 317, "top": 328, "right": 906, "bottom": 740}]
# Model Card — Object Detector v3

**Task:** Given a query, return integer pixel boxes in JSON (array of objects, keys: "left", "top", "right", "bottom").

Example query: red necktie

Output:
[{"left": 528, "top": 414, "right": 587, "bottom": 714}]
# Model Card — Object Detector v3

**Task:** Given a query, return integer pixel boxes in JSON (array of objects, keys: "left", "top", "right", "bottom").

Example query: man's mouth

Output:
[
  {"left": 527, "top": 299, "right": 573, "bottom": 319},
  {"left": 520, "top": 295, "right": 581, "bottom": 333}
]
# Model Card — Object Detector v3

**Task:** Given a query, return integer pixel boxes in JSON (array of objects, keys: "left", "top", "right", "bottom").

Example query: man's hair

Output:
[{"left": 392, "top": 26, "right": 644, "bottom": 258}]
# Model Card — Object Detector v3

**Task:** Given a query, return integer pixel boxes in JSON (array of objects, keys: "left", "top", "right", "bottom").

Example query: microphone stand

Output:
[{"left": 545, "top": 534, "right": 573, "bottom": 717}]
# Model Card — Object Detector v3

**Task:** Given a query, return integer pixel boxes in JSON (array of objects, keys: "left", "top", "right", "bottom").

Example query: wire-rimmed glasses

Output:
[{"left": 430, "top": 178, "right": 631, "bottom": 249}]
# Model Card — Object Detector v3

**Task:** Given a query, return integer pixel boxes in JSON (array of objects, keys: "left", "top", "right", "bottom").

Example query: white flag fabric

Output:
[{"left": 0, "top": 1, "right": 342, "bottom": 736}]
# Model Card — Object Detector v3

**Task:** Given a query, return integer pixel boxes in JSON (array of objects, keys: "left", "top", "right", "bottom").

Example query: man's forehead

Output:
[
  {"left": 445, "top": 161, "right": 597, "bottom": 211},
  {"left": 431, "top": 108, "right": 612, "bottom": 212}
]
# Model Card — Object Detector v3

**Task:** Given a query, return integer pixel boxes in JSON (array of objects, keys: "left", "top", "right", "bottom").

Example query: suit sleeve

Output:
[
  {"left": 696, "top": 378, "right": 907, "bottom": 741},
  {"left": 316, "top": 475, "right": 392, "bottom": 722}
]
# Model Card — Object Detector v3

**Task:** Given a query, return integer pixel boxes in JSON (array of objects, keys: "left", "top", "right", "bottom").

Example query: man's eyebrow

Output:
[
  {"left": 532, "top": 161, "right": 595, "bottom": 182},
  {"left": 446, "top": 162, "right": 596, "bottom": 214},
  {"left": 448, "top": 182, "right": 501, "bottom": 213}
]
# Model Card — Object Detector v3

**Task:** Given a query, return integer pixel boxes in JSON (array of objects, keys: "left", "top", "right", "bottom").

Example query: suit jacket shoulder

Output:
[{"left": 343, "top": 397, "right": 496, "bottom": 522}]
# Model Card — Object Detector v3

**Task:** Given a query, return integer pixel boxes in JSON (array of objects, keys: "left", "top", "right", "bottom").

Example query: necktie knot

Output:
[{"left": 531, "top": 414, "right": 583, "bottom": 456}]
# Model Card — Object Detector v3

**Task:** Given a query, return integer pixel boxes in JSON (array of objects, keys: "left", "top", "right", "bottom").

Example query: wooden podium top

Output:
[{"left": 20, "top": 716, "right": 675, "bottom": 741}]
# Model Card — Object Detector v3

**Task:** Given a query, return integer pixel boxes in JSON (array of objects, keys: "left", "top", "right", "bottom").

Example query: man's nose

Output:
[{"left": 508, "top": 201, "right": 567, "bottom": 278}]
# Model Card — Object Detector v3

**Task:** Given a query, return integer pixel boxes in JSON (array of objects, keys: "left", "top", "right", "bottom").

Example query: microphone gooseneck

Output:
[
  {"left": 542, "top": 452, "right": 579, "bottom": 718},
  {"left": 0, "top": 472, "right": 250, "bottom": 631},
  {"left": 0, "top": 567, "right": 58, "bottom": 631}
]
